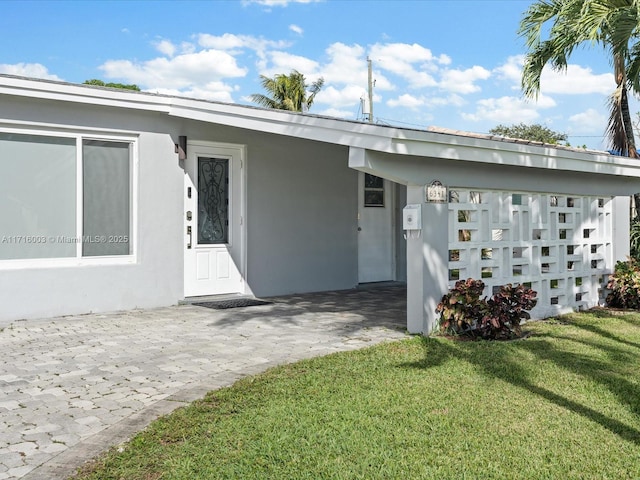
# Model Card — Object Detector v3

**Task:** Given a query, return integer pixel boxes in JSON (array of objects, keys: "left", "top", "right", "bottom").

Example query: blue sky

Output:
[{"left": 1, "top": 0, "right": 634, "bottom": 150}]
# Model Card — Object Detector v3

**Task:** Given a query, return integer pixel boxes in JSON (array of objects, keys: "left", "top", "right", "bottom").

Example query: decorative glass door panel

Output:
[{"left": 197, "top": 157, "right": 228, "bottom": 244}]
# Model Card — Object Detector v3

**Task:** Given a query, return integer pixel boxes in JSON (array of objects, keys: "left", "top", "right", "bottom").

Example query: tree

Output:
[
  {"left": 489, "top": 123, "right": 568, "bottom": 144},
  {"left": 250, "top": 70, "right": 324, "bottom": 112},
  {"left": 83, "top": 79, "right": 141, "bottom": 91},
  {"left": 519, "top": 0, "right": 640, "bottom": 158}
]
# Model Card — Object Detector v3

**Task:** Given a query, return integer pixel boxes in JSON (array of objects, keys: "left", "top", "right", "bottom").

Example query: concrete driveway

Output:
[{"left": 0, "top": 284, "right": 408, "bottom": 480}]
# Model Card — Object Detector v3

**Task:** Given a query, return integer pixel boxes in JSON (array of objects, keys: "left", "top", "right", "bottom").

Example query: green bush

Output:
[
  {"left": 436, "top": 279, "right": 537, "bottom": 340},
  {"left": 606, "top": 259, "right": 640, "bottom": 309},
  {"left": 480, "top": 283, "right": 538, "bottom": 339}
]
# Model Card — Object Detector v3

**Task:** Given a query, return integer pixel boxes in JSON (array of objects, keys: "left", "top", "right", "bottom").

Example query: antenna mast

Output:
[{"left": 367, "top": 56, "right": 373, "bottom": 123}]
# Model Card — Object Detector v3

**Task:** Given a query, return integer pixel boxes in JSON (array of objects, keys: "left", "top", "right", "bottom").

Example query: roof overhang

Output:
[{"left": 2, "top": 74, "right": 640, "bottom": 191}]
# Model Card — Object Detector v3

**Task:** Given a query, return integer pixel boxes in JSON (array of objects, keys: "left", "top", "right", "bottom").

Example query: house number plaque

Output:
[{"left": 426, "top": 180, "right": 447, "bottom": 203}]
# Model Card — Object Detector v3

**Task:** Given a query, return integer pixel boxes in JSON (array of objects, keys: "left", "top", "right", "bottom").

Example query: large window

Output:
[{"left": 0, "top": 131, "right": 133, "bottom": 261}]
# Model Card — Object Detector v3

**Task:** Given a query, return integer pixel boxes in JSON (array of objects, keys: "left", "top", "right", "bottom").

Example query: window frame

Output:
[{"left": 0, "top": 125, "right": 138, "bottom": 269}]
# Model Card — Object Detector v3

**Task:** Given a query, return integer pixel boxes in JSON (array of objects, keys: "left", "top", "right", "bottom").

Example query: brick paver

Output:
[{"left": 0, "top": 285, "right": 407, "bottom": 479}]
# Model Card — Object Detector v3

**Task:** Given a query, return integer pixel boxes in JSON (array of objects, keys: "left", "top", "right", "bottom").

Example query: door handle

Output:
[{"left": 187, "top": 226, "right": 192, "bottom": 249}]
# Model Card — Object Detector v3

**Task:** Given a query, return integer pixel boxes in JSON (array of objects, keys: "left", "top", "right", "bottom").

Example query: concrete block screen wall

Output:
[{"left": 447, "top": 189, "right": 613, "bottom": 318}]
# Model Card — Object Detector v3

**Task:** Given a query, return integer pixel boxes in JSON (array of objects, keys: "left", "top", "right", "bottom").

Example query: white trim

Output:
[{"left": 0, "top": 124, "right": 139, "bottom": 269}]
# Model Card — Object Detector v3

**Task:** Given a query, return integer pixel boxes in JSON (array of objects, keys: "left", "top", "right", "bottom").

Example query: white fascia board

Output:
[
  {"left": 0, "top": 76, "right": 172, "bottom": 113},
  {"left": 389, "top": 130, "right": 640, "bottom": 178},
  {"left": 168, "top": 99, "right": 398, "bottom": 150}
]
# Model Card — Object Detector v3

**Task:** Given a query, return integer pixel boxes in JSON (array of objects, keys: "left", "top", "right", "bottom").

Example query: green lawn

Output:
[{"left": 73, "top": 310, "right": 640, "bottom": 479}]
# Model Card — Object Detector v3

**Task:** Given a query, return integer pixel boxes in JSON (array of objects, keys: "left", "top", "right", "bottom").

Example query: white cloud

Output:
[
  {"left": 197, "top": 33, "right": 289, "bottom": 54},
  {"left": 197, "top": 33, "right": 289, "bottom": 71},
  {"left": 494, "top": 55, "right": 614, "bottom": 96},
  {"left": 316, "top": 85, "right": 374, "bottom": 107},
  {"left": 289, "top": 24, "right": 303, "bottom": 35},
  {"left": 148, "top": 82, "right": 237, "bottom": 102},
  {"left": 568, "top": 108, "right": 607, "bottom": 134},
  {"left": 386, "top": 93, "right": 465, "bottom": 110},
  {"left": 439, "top": 66, "right": 491, "bottom": 94},
  {"left": 155, "top": 39, "right": 177, "bottom": 57},
  {"left": 263, "top": 50, "right": 320, "bottom": 77},
  {"left": 99, "top": 49, "right": 247, "bottom": 94},
  {"left": 493, "top": 55, "right": 524, "bottom": 87},
  {"left": 387, "top": 93, "right": 425, "bottom": 109},
  {"left": 315, "top": 107, "right": 355, "bottom": 118},
  {"left": 541, "top": 65, "right": 614, "bottom": 95},
  {"left": 370, "top": 42, "right": 442, "bottom": 88},
  {"left": 462, "top": 95, "right": 556, "bottom": 124},
  {"left": 0, "top": 63, "right": 62, "bottom": 81}
]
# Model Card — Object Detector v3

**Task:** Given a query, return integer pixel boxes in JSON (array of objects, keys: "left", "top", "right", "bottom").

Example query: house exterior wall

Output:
[{"left": 0, "top": 95, "right": 359, "bottom": 325}]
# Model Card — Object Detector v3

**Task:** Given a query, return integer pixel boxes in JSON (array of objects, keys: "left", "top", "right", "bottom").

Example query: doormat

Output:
[{"left": 192, "top": 298, "right": 272, "bottom": 310}]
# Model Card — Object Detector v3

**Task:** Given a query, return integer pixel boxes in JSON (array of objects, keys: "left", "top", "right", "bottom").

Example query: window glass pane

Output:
[
  {"left": 364, "top": 173, "right": 384, "bottom": 207},
  {"left": 0, "top": 133, "right": 76, "bottom": 259},
  {"left": 364, "top": 173, "right": 383, "bottom": 189},
  {"left": 83, "top": 140, "right": 130, "bottom": 256},
  {"left": 198, "top": 157, "right": 228, "bottom": 244}
]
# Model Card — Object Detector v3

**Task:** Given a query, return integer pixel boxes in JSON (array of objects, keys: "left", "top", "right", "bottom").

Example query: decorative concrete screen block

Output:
[{"left": 448, "top": 190, "right": 612, "bottom": 318}]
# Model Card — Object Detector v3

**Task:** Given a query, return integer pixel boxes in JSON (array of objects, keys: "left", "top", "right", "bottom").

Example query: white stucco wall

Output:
[{"left": 0, "top": 94, "right": 361, "bottom": 325}]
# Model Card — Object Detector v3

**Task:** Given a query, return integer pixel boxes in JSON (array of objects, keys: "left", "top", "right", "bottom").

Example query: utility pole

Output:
[{"left": 367, "top": 56, "right": 373, "bottom": 123}]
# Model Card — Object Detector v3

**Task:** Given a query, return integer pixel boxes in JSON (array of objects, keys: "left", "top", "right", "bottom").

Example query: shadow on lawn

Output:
[{"left": 405, "top": 324, "right": 640, "bottom": 446}]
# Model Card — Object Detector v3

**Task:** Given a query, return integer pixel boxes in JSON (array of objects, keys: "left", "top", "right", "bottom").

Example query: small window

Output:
[{"left": 364, "top": 174, "right": 384, "bottom": 207}]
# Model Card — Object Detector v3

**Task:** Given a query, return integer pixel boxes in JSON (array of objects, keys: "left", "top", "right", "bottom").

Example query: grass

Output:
[{"left": 73, "top": 310, "right": 640, "bottom": 479}]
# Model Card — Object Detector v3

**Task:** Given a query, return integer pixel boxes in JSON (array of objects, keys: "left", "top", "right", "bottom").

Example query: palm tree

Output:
[
  {"left": 250, "top": 70, "right": 324, "bottom": 112},
  {"left": 519, "top": 0, "right": 640, "bottom": 158}
]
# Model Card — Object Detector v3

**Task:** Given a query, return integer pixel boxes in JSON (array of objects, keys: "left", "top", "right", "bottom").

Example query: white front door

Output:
[
  {"left": 184, "top": 142, "right": 245, "bottom": 297},
  {"left": 357, "top": 172, "right": 395, "bottom": 283}
]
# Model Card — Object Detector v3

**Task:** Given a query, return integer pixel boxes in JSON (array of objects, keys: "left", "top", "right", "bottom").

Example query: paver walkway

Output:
[{"left": 0, "top": 284, "right": 408, "bottom": 480}]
